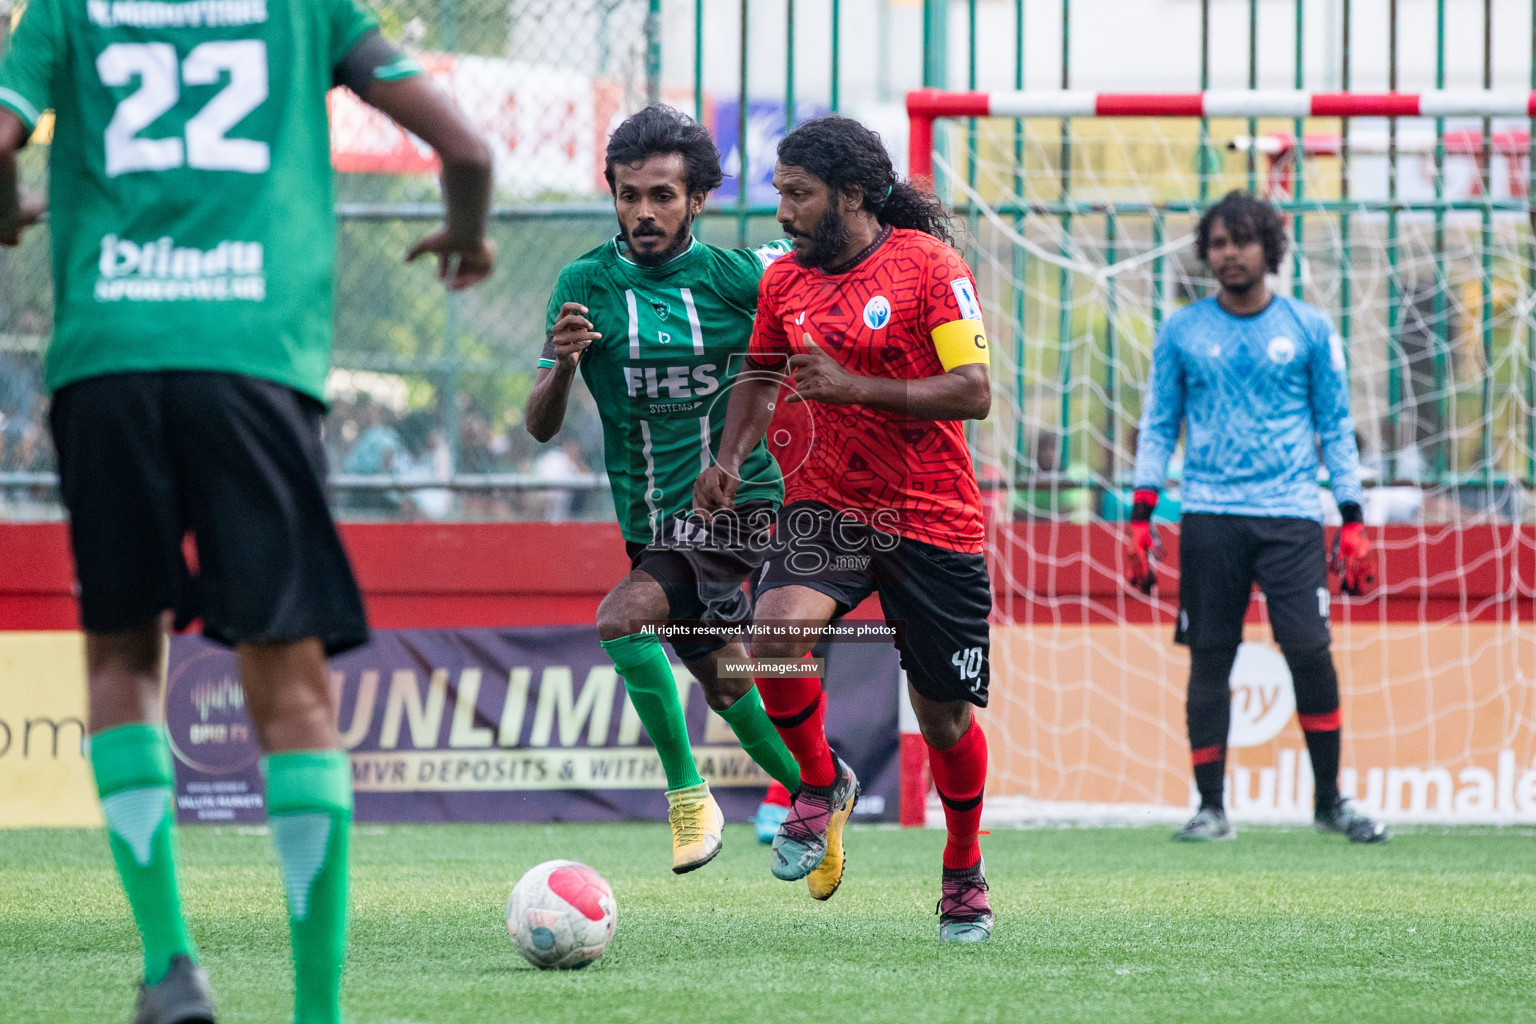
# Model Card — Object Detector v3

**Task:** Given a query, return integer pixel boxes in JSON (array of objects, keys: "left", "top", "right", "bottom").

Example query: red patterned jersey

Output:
[{"left": 750, "top": 228, "right": 987, "bottom": 554}]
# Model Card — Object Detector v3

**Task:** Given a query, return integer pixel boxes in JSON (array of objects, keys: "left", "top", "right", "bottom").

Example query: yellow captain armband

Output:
[{"left": 931, "top": 319, "right": 989, "bottom": 371}]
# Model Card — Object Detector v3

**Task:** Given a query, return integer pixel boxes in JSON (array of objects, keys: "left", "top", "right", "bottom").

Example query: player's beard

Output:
[
  {"left": 791, "top": 202, "right": 850, "bottom": 271},
  {"left": 624, "top": 211, "right": 695, "bottom": 268},
  {"left": 1218, "top": 264, "right": 1264, "bottom": 296},
  {"left": 1222, "top": 270, "right": 1259, "bottom": 294}
]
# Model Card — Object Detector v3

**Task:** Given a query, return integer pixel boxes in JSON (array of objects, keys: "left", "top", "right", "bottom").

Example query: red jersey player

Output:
[{"left": 695, "top": 116, "right": 995, "bottom": 942}]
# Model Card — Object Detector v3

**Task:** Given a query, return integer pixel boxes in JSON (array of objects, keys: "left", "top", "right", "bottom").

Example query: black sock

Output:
[
  {"left": 1304, "top": 727, "right": 1341, "bottom": 813},
  {"left": 1194, "top": 756, "right": 1227, "bottom": 810},
  {"left": 1283, "top": 644, "right": 1344, "bottom": 815},
  {"left": 1187, "top": 647, "right": 1239, "bottom": 811}
]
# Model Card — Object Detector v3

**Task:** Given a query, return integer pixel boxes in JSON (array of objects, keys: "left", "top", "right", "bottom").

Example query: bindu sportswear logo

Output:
[
  {"left": 1226, "top": 642, "right": 1296, "bottom": 747},
  {"left": 96, "top": 234, "right": 266, "bottom": 303}
]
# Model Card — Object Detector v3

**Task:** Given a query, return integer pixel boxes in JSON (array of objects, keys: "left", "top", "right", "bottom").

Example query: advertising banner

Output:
[
  {"left": 328, "top": 54, "right": 694, "bottom": 196},
  {"left": 984, "top": 622, "right": 1536, "bottom": 823},
  {"left": 0, "top": 633, "right": 98, "bottom": 827},
  {"left": 711, "top": 98, "right": 830, "bottom": 205},
  {"left": 5, "top": 620, "right": 1536, "bottom": 827},
  {"left": 166, "top": 627, "right": 901, "bottom": 826},
  {"left": 328, "top": 53, "right": 595, "bottom": 194}
]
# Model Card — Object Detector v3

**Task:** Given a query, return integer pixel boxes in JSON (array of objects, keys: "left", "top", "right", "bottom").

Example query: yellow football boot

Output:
[
  {"left": 805, "top": 757, "right": 860, "bottom": 901},
  {"left": 666, "top": 782, "right": 724, "bottom": 874}
]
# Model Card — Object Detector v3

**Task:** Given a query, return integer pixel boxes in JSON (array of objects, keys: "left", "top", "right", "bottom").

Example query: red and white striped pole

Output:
[
  {"left": 907, "top": 88, "right": 1536, "bottom": 183},
  {"left": 897, "top": 670, "right": 930, "bottom": 827}
]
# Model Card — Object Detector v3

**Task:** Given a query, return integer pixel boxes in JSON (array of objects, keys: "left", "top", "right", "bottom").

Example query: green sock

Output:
[
  {"left": 89, "top": 723, "right": 197, "bottom": 986},
  {"left": 264, "top": 751, "right": 352, "bottom": 1024},
  {"left": 716, "top": 686, "right": 801, "bottom": 792},
  {"left": 601, "top": 632, "right": 704, "bottom": 791}
]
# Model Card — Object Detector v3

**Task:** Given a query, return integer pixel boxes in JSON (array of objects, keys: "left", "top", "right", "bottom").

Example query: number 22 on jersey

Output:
[{"left": 98, "top": 40, "right": 269, "bottom": 177}]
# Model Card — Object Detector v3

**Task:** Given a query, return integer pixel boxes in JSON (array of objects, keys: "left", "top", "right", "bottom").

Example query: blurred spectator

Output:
[
  {"left": 458, "top": 403, "right": 497, "bottom": 474},
  {"left": 459, "top": 403, "right": 513, "bottom": 519},
  {"left": 0, "top": 353, "right": 45, "bottom": 471},
  {"left": 398, "top": 411, "right": 453, "bottom": 520},
  {"left": 0, "top": 353, "right": 55, "bottom": 517},
  {"left": 1364, "top": 486, "right": 1424, "bottom": 524},
  {"left": 343, "top": 398, "right": 405, "bottom": 475},
  {"left": 0, "top": 352, "right": 41, "bottom": 424},
  {"left": 1394, "top": 281, "right": 1450, "bottom": 482},
  {"left": 1354, "top": 430, "right": 1383, "bottom": 484},
  {"left": 1034, "top": 430, "right": 1060, "bottom": 474},
  {"left": 323, "top": 395, "right": 361, "bottom": 471},
  {"left": 340, "top": 397, "right": 405, "bottom": 516},
  {"left": 533, "top": 440, "right": 588, "bottom": 523}
]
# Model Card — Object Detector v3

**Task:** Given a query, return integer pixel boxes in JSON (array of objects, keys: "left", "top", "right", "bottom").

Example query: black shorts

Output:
[
  {"left": 756, "top": 501, "right": 992, "bottom": 707},
  {"left": 50, "top": 371, "right": 368, "bottom": 655},
  {"left": 1175, "top": 512, "right": 1330, "bottom": 651},
  {"left": 624, "top": 499, "right": 777, "bottom": 662}
]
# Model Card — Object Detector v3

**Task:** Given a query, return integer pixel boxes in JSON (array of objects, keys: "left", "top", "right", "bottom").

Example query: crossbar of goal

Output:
[{"left": 906, "top": 88, "right": 1536, "bottom": 185}]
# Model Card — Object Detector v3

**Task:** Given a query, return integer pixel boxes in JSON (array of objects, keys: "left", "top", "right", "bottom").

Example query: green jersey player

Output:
[
  {"left": 525, "top": 105, "right": 800, "bottom": 873},
  {"left": 0, "top": 1, "right": 493, "bottom": 1021}
]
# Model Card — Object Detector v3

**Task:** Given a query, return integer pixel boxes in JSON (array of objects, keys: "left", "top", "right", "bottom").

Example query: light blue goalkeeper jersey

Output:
[{"left": 1132, "top": 294, "right": 1363, "bottom": 520}]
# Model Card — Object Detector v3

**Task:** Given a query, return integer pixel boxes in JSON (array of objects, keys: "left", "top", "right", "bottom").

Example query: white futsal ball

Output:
[{"left": 505, "top": 859, "right": 617, "bottom": 969}]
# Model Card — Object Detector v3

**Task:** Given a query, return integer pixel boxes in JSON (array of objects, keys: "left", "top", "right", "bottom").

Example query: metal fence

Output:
[{"left": 2, "top": 1, "right": 1535, "bottom": 522}]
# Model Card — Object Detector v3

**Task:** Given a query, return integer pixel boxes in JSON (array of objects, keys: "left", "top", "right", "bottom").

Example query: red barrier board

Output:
[{"left": 4, "top": 522, "right": 1531, "bottom": 630}]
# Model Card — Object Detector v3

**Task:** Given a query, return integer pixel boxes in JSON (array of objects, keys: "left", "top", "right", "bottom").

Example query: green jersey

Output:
[
  {"left": 0, "top": 0, "right": 415, "bottom": 399},
  {"left": 543, "top": 236, "right": 789, "bottom": 544}
]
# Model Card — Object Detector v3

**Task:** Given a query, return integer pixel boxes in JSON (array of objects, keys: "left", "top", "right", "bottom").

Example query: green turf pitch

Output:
[{"left": 2, "top": 823, "right": 1533, "bottom": 1023}]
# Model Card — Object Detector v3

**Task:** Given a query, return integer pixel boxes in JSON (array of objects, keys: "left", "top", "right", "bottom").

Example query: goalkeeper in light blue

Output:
[{"left": 1126, "top": 191, "right": 1385, "bottom": 846}]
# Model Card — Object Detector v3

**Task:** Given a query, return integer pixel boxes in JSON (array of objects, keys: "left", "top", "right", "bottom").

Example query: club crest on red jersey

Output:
[{"left": 862, "top": 295, "right": 893, "bottom": 330}]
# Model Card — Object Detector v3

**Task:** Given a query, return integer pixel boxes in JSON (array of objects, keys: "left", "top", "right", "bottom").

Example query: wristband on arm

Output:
[
  {"left": 1131, "top": 488, "right": 1159, "bottom": 522},
  {"left": 334, "top": 30, "right": 424, "bottom": 96}
]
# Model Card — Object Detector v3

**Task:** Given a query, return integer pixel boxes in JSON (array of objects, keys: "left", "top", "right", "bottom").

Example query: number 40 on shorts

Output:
[{"left": 952, "top": 646, "right": 984, "bottom": 684}]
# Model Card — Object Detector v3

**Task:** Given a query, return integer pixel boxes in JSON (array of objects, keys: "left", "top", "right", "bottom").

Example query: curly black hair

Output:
[
  {"left": 777, "top": 115, "right": 953, "bottom": 245},
  {"left": 604, "top": 105, "right": 723, "bottom": 196},
  {"left": 1196, "top": 190, "right": 1288, "bottom": 273}
]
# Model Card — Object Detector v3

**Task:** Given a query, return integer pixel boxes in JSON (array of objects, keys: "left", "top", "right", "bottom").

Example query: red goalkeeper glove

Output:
[
  {"left": 1125, "top": 489, "right": 1163, "bottom": 595},
  {"left": 1329, "top": 503, "right": 1375, "bottom": 596}
]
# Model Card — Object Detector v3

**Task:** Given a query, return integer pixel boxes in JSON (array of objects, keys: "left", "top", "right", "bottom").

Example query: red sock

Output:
[
  {"left": 763, "top": 780, "right": 792, "bottom": 807},
  {"left": 928, "top": 719, "right": 988, "bottom": 870},
  {"left": 758, "top": 668, "right": 835, "bottom": 787}
]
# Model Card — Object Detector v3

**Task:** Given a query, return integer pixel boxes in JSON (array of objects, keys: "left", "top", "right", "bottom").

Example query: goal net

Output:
[{"left": 908, "top": 90, "right": 1536, "bottom": 825}]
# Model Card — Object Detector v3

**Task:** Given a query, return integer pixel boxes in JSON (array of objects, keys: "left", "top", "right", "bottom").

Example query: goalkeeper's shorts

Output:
[
  {"left": 50, "top": 371, "right": 368, "bottom": 656},
  {"left": 1174, "top": 512, "right": 1330, "bottom": 651}
]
